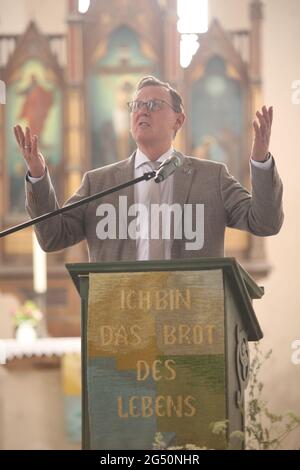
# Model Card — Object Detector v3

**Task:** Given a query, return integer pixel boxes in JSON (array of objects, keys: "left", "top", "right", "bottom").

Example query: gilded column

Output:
[
  {"left": 163, "top": 0, "right": 185, "bottom": 152},
  {"left": 66, "top": 0, "right": 86, "bottom": 197},
  {"left": 249, "top": 0, "right": 268, "bottom": 273},
  {"left": 250, "top": 0, "right": 263, "bottom": 112},
  {"left": 65, "top": 0, "right": 87, "bottom": 262}
]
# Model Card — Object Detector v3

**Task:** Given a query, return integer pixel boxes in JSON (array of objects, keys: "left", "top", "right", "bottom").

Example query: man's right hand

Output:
[{"left": 13, "top": 125, "right": 46, "bottom": 178}]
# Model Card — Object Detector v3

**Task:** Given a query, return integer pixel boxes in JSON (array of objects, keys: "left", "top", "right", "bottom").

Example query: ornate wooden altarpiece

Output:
[{"left": 0, "top": 0, "right": 268, "bottom": 336}]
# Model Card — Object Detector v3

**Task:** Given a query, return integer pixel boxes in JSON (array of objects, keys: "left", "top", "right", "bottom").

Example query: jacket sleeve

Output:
[
  {"left": 220, "top": 157, "right": 284, "bottom": 236},
  {"left": 25, "top": 168, "right": 90, "bottom": 252}
]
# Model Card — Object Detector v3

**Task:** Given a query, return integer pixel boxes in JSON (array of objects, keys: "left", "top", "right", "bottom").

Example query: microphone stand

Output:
[{"left": 0, "top": 170, "right": 156, "bottom": 239}]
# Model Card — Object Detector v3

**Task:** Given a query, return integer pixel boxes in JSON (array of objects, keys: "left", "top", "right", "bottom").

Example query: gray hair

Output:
[{"left": 136, "top": 76, "right": 184, "bottom": 113}]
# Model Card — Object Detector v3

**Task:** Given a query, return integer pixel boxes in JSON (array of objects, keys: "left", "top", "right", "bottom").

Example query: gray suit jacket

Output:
[{"left": 25, "top": 153, "right": 283, "bottom": 261}]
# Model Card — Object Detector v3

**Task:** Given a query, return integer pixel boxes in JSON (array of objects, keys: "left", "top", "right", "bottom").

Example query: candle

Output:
[{"left": 32, "top": 231, "right": 47, "bottom": 294}]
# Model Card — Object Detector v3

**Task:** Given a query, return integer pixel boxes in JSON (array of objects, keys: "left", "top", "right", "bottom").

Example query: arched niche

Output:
[
  {"left": 87, "top": 25, "right": 159, "bottom": 168},
  {"left": 184, "top": 20, "right": 252, "bottom": 260}
]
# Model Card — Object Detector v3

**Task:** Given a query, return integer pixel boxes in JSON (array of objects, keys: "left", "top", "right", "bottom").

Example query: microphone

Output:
[{"left": 154, "top": 151, "right": 184, "bottom": 183}]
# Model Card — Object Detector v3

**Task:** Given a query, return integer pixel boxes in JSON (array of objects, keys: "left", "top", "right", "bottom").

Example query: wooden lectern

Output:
[{"left": 67, "top": 258, "right": 263, "bottom": 450}]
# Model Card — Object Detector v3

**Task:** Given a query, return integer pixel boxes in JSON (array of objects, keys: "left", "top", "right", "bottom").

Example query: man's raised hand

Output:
[
  {"left": 13, "top": 125, "right": 46, "bottom": 178},
  {"left": 251, "top": 105, "right": 273, "bottom": 162}
]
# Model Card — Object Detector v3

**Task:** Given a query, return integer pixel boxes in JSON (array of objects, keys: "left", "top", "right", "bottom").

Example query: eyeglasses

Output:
[{"left": 127, "top": 99, "right": 178, "bottom": 113}]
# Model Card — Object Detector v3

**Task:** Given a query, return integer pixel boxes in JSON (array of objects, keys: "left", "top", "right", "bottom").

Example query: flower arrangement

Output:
[{"left": 12, "top": 300, "right": 43, "bottom": 328}]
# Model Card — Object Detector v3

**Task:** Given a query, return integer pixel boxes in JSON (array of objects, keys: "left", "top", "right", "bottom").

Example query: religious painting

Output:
[
  {"left": 190, "top": 56, "right": 244, "bottom": 181},
  {"left": 88, "top": 26, "right": 158, "bottom": 169},
  {"left": 6, "top": 59, "right": 62, "bottom": 213}
]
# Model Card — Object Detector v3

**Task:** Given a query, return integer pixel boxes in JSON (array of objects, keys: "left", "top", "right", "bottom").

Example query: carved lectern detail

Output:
[
  {"left": 66, "top": 259, "right": 263, "bottom": 450},
  {"left": 236, "top": 325, "right": 250, "bottom": 408}
]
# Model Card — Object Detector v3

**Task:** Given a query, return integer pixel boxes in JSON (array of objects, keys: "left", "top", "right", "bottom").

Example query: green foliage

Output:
[
  {"left": 152, "top": 421, "right": 244, "bottom": 450},
  {"left": 153, "top": 343, "right": 300, "bottom": 450},
  {"left": 210, "top": 420, "right": 244, "bottom": 450},
  {"left": 245, "top": 343, "right": 300, "bottom": 450},
  {"left": 153, "top": 432, "right": 209, "bottom": 450}
]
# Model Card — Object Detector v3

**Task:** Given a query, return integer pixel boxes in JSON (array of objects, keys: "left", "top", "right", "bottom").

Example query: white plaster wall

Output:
[
  {"left": 209, "top": 0, "right": 249, "bottom": 30},
  {"left": 0, "top": 364, "right": 80, "bottom": 450},
  {"left": 0, "top": 0, "right": 66, "bottom": 34},
  {"left": 255, "top": 0, "right": 300, "bottom": 449},
  {"left": 209, "top": 0, "right": 300, "bottom": 449}
]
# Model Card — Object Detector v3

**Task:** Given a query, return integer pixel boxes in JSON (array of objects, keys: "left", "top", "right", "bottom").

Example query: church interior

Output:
[{"left": 0, "top": 0, "right": 299, "bottom": 450}]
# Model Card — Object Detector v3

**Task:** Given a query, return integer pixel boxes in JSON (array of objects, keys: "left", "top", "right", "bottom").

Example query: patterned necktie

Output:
[{"left": 148, "top": 161, "right": 164, "bottom": 260}]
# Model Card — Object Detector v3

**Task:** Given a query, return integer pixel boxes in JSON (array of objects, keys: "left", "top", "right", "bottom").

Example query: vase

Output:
[{"left": 15, "top": 322, "right": 37, "bottom": 342}]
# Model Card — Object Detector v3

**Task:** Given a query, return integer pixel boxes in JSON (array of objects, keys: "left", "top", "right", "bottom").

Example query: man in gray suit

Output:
[{"left": 14, "top": 76, "right": 283, "bottom": 262}]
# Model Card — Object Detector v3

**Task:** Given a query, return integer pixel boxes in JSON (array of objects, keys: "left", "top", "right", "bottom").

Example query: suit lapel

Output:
[
  {"left": 114, "top": 152, "right": 135, "bottom": 208},
  {"left": 114, "top": 152, "right": 136, "bottom": 260},
  {"left": 171, "top": 156, "right": 195, "bottom": 247}
]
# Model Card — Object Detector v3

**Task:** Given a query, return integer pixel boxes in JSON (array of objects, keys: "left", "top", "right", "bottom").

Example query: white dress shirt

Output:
[{"left": 134, "top": 147, "right": 174, "bottom": 260}]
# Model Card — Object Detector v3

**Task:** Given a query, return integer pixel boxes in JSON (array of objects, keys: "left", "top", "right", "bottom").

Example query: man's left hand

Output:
[{"left": 251, "top": 105, "right": 273, "bottom": 162}]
